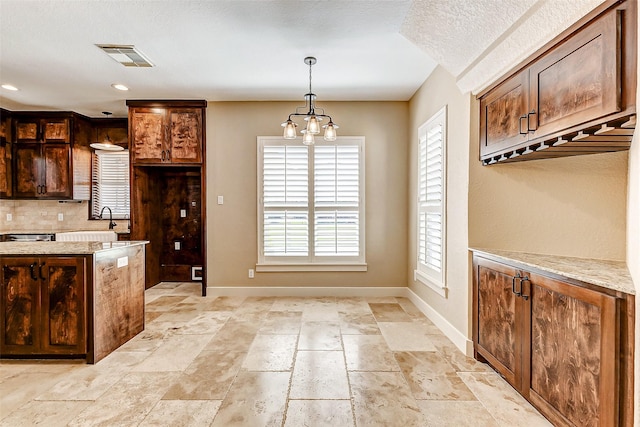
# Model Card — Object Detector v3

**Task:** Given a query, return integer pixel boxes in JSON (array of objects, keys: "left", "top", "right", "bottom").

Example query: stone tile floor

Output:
[{"left": 0, "top": 283, "right": 551, "bottom": 426}]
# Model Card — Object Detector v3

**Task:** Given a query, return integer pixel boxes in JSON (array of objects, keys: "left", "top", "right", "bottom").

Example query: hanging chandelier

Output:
[{"left": 281, "top": 56, "right": 338, "bottom": 145}]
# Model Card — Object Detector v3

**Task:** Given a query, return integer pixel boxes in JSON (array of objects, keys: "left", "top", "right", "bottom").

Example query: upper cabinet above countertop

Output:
[{"left": 478, "top": 0, "right": 636, "bottom": 165}]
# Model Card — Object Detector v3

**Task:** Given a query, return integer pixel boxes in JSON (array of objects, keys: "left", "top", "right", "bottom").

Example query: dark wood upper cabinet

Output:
[
  {"left": 7, "top": 112, "right": 92, "bottom": 200},
  {"left": 478, "top": 0, "right": 636, "bottom": 164},
  {"left": 128, "top": 101, "right": 204, "bottom": 165}
]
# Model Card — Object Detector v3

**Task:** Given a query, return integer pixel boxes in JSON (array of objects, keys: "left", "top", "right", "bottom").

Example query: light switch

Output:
[
  {"left": 117, "top": 256, "right": 128, "bottom": 268},
  {"left": 6, "top": 213, "right": 12, "bottom": 221},
  {"left": 180, "top": 209, "right": 187, "bottom": 218},
  {"left": 217, "top": 195, "right": 224, "bottom": 205},
  {"left": 175, "top": 241, "right": 181, "bottom": 250},
  {"left": 57, "top": 213, "right": 64, "bottom": 221}
]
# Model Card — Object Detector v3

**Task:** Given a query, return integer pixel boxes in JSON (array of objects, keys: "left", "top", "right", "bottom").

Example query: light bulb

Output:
[
  {"left": 323, "top": 121, "right": 338, "bottom": 141},
  {"left": 305, "top": 116, "right": 321, "bottom": 134},
  {"left": 281, "top": 120, "right": 297, "bottom": 139},
  {"left": 301, "top": 130, "right": 315, "bottom": 146}
]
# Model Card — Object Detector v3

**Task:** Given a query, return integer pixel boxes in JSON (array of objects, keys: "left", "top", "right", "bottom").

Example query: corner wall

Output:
[
  {"left": 205, "top": 101, "right": 409, "bottom": 289},
  {"left": 408, "top": 66, "right": 472, "bottom": 349}
]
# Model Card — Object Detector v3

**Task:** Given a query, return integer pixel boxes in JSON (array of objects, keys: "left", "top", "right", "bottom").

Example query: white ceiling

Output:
[{"left": 0, "top": 0, "right": 603, "bottom": 118}]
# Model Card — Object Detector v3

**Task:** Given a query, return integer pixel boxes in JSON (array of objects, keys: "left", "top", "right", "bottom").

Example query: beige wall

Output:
[
  {"left": 0, "top": 199, "right": 128, "bottom": 233},
  {"left": 408, "top": 66, "right": 472, "bottom": 341},
  {"left": 205, "top": 101, "right": 409, "bottom": 288}
]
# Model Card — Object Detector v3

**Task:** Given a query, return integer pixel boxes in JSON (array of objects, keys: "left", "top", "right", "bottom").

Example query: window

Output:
[
  {"left": 91, "top": 150, "right": 130, "bottom": 219},
  {"left": 415, "top": 106, "right": 447, "bottom": 296},
  {"left": 257, "top": 136, "right": 365, "bottom": 271}
]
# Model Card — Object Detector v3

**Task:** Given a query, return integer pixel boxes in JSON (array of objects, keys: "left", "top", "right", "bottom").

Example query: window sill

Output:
[
  {"left": 414, "top": 269, "right": 448, "bottom": 298},
  {"left": 256, "top": 263, "right": 368, "bottom": 272}
]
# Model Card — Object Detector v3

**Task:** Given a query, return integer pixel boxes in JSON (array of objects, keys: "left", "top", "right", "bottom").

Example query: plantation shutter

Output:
[
  {"left": 314, "top": 145, "right": 360, "bottom": 256},
  {"left": 262, "top": 145, "right": 309, "bottom": 256},
  {"left": 91, "top": 151, "right": 130, "bottom": 219},
  {"left": 418, "top": 108, "right": 446, "bottom": 283}
]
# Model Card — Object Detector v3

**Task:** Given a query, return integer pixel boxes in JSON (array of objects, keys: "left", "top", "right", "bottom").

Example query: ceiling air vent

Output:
[{"left": 96, "top": 44, "right": 154, "bottom": 67}]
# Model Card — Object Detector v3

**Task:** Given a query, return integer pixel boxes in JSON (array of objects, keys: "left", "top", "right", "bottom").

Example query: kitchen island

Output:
[{"left": 0, "top": 240, "right": 148, "bottom": 363}]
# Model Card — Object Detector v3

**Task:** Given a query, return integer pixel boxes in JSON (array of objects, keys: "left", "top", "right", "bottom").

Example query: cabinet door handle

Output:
[
  {"left": 29, "top": 263, "right": 38, "bottom": 281},
  {"left": 39, "top": 262, "right": 46, "bottom": 281},
  {"left": 527, "top": 110, "right": 537, "bottom": 132},
  {"left": 161, "top": 150, "right": 166, "bottom": 161},
  {"left": 166, "top": 150, "right": 171, "bottom": 161},
  {"left": 521, "top": 276, "right": 530, "bottom": 300},
  {"left": 512, "top": 274, "right": 522, "bottom": 297},
  {"left": 519, "top": 115, "right": 528, "bottom": 135}
]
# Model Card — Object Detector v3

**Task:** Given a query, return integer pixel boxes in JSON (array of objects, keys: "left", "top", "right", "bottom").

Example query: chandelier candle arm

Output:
[{"left": 280, "top": 57, "right": 338, "bottom": 144}]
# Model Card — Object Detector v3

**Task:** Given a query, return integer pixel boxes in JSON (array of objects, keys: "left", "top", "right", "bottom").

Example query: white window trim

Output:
[
  {"left": 257, "top": 136, "right": 366, "bottom": 272},
  {"left": 415, "top": 106, "right": 447, "bottom": 297}
]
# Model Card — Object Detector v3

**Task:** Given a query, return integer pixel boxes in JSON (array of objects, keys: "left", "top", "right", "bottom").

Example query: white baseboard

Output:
[
  {"left": 206, "top": 285, "right": 473, "bottom": 356},
  {"left": 206, "top": 286, "right": 407, "bottom": 298},
  {"left": 405, "top": 288, "right": 473, "bottom": 357}
]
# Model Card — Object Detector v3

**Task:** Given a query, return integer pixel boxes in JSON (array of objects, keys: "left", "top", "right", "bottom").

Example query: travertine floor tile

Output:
[
  {"left": 459, "top": 372, "right": 553, "bottom": 426},
  {"left": 298, "top": 321, "right": 342, "bottom": 350},
  {"left": 259, "top": 311, "right": 303, "bottom": 335},
  {"left": 211, "top": 371, "right": 290, "bottom": 427},
  {"left": 203, "top": 320, "right": 260, "bottom": 352},
  {"left": 379, "top": 321, "right": 438, "bottom": 351},
  {"left": 369, "top": 302, "right": 413, "bottom": 321},
  {"left": 68, "top": 372, "right": 179, "bottom": 427},
  {"left": 350, "top": 371, "right": 426, "bottom": 426},
  {"left": 284, "top": 399, "right": 354, "bottom": 427},
  {"left": 395, "top": 351, "right": 476, "bottom": 400},
  {"left": 290, "top": 351, "right": 350, "bottom": 399},
  {"left": 428, "top": 334, "right": 492, "bottom": 372},
  {"left": 417, "top": 400, "right": 499, "bottom": 426},
  {"left": 0, "top": 400, "right": 92, "bottom": 427},
  {"left": 243, "top": 334, "right": 297, "bottom": 371},
  {"left": 162, "top": 350, "right": 246, "bottom": 400},
  {"left": 1, "top": 371, "right": 76, "bottom": 418},
  {"left": 132, "top": 333, "right": 214, "bottom": 372},
  {"left": 139, "top": 399, "right": 222, "bottom": 426},
  {"left": 145, "top": 295, "right": 190, "bottom": 312},
  {"left": 339, "top": 311, "right": 381, "bottom": 335},
  {"left": 343, "top": 334, "right": 400, "bottom": 371}
]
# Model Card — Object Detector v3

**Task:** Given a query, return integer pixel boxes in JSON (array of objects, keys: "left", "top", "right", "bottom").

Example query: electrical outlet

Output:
[
  {"left": 248, "top": 269, "right": 254, "bottom": 279},
  {"left": 217, "top": 195, "right": 224, "bottom": 205},
  {"left": 6, "top": 213, "right": 12, "bottom": 221},
  {"left": 57, "top": 213, "right": 64, "bottom": 221}
]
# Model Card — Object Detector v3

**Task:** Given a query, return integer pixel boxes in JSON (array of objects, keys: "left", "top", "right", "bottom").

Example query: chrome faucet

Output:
[{"left": 99, "top": 206, "right": 117, "bottom": 230}]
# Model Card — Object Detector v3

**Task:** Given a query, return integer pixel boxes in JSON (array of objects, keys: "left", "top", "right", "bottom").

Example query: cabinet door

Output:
[
  {"left": 1, "top": 258, "right": 41, "bottom": 355},
  {"left": 41, "top": 143, "right": 72, "bottom": 198},
  {"left": 529, "top": 9, "right": 621, "bottom": 139},
  {"left": 0, "top": 140, "right": 11, "bottom": 198},
  {"left": 473, "top": 257, "right": 524, "bottom": 388},
  {"left": 526, "top": 273, "right": 618, "bottom": 427},
  {"left": 42, "top": 119, "right": 70, "bottom": 142},
  {"left": 130, "top": 109, "right": 167, "bottom": 164},
  {"left": 14, "top": 143, "right": 43, "bottom": 198},
  {"left": 479, "top": 70, "right": 530, "bottom": 158},
  {"left": 167, "top": 109, "right": 202, "bottom": 164},
  {"left": 40, "top": 257, "right": 86, "bottom": 354},
  {"left": 15, "top": 119, "right": 40, "bottom": 143}
]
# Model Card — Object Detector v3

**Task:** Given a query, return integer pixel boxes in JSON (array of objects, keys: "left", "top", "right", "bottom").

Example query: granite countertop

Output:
[
  {"left": 471, "top": 248, "right": 635, "bottom": 295},
  {"left": 0, "top": 241, "right": 148, "bottom": 255}
]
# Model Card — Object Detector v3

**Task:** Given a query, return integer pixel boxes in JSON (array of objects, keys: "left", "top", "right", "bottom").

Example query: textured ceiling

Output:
[{"left": 0, "top": 0, "right": 605, "bottom": 118}]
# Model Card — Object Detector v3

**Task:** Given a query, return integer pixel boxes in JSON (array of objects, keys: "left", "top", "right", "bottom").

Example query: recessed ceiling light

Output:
[
  {"left": 111, "top": 84, "right": 129, "bottom": 91},
  {"left": 1, "top": 84, "right": 18, "bottom": 91}
]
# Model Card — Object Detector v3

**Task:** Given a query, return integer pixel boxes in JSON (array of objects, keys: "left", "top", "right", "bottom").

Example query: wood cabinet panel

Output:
[
  {"left": 131, "top": 110, "right": 165, "bottom": 163},
  {"left": 0, "top": 140, "right": 12, "bottom": 198},
  {"left": 169, "top": 109, "right": 202, "bottom": 163},
  {"left": 476, "top": 261, "right": 519, "bottom": 385},
  {"left": 1, "top": 259, "right": 40, "bottom": 353},
  {"left": 13, "top": 143, "right": 71, "bottom": 198},
  {"left": 530, "top": 8, "right": 620, "bottom": 137},
  {"left": 1, "top": 256, "right": 86, "bottom": 356},
  {"left": 14, "top": 144, "right": 42, "bottom": 197}
]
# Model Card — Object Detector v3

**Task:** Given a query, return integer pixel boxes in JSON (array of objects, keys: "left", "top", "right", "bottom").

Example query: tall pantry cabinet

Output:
[{"left": 126, "top": 100, "right": 207, "bottom": 295}]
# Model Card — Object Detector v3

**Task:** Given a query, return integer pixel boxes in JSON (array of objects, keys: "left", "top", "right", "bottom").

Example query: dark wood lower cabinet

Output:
[
  {"left": 473, "top": 253, "right": 633, "bottom": 427},
  {"left": 1, "top": 256, "right": 86, "bottom": 356}
]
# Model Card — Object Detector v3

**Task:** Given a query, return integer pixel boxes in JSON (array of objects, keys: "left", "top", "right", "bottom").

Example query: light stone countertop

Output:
[
  {"left": 470, "top": 248, "right": 635, "bottom": 295},
  {"left": 0, "top": 241, "right": 148, "bottom": 256}
]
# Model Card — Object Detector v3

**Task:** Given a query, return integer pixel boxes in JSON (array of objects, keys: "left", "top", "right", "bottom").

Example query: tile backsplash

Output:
[{"left": 0, "top": 200, "right": 128, "bottom": 233}]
